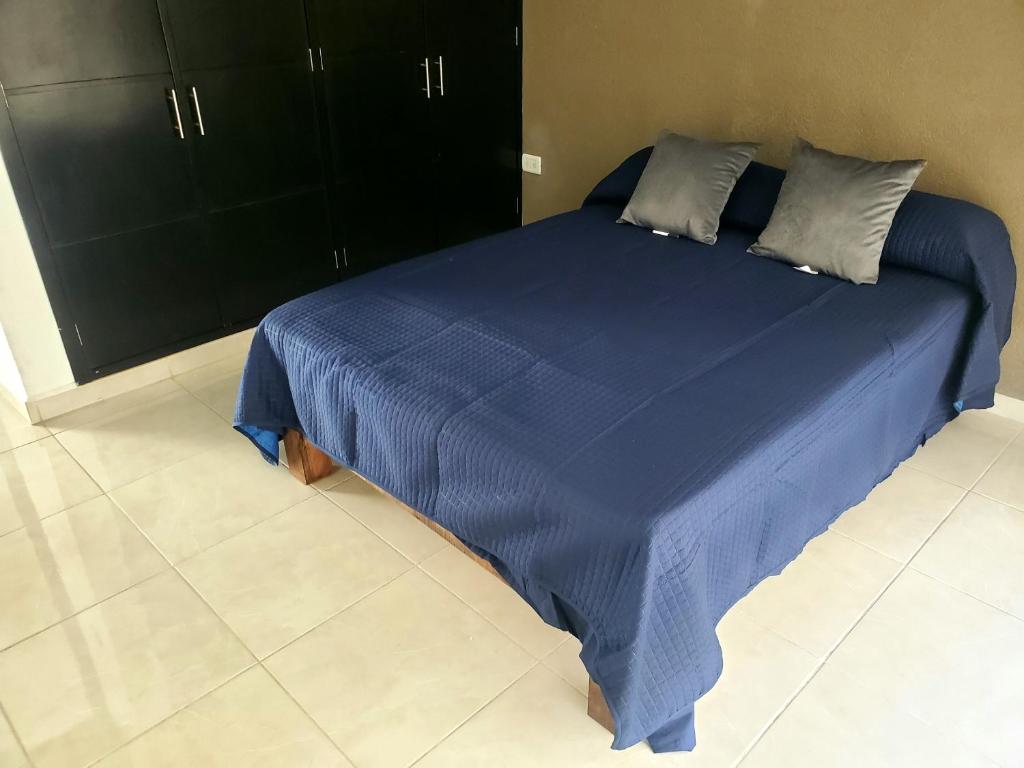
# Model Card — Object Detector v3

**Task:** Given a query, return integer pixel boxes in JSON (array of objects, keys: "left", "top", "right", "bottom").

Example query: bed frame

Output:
[{"left": 283, "top": 429, "right": 616, "bottom": 735}]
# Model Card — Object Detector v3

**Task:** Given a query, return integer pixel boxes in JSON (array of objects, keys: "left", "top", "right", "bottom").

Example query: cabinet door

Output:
[
  {"left": 55, "top": 220, "right": 222, "bottom": 372},
  {"left": 6, "top": 76, "right": 222, "bottom": 372},
  {"left": 7, "top": 78, "right": 199, "bottom": 246},
  {"left": 0, "top": 0, "right": 169, "bottom": 88},
  {"left": 311, "top": 0, "right": 436, "bottom": 271},
  {"left": 161, "top": 0, "right": 323, "bottom": 209},
  {"left": 161, "top": 0, "right": 336, "bottom": 322},
  {"left": 208, "top": 190, "right": 335, "bottom": 325},
  {"left": 424, "top": 0, "right": 520, "bottom": 248}
]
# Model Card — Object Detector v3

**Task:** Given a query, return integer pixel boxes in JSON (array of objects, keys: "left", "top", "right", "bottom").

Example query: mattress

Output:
[{"left": 235, "top": 164, "right": 1015, "bottom": 751}]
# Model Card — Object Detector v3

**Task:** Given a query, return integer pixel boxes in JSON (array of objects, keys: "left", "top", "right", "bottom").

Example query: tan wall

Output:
[{"left": 522, "top": 0, "right": 1024, "bottom": 397}]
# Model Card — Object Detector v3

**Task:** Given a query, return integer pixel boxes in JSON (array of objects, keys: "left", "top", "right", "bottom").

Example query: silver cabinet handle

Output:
[
  {"left": 318, "top": 47, "right": 325, "bottom": 72},
  {"left": 166, "top": 88, "right": 184, "bottom": 139},
  {"left": 189, "top": 86, "right": 206, "bottom": 136},
  {"left": 434, "top": 56, "right": 445, "bottom": 96},
  {"left": 420, "top": 58, "right": 431, "bottom": 99}
]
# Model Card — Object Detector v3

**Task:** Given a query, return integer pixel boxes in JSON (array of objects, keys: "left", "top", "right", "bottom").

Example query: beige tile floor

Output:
[{"left": 1, "top": 358, "right": 1022, "bottom": 768}]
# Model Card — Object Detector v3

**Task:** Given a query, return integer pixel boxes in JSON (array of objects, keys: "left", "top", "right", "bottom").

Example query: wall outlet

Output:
[{"left": 522, "top": 153, "right": 543, "bottom": 175}]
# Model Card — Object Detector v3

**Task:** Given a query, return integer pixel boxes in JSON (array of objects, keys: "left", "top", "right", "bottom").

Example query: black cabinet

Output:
[
  {"left": 0, "top": 0, "right": 521, "bottom": 383},
  {"left": 0, "top": 1, "right": 221, "bottom": 375},
  {"left": 160, "top": 0, "right": 335, "bottom": 325},
  {"left": 8, "top": 78, "right": 200, "bottom": 246},
  {"left": 425, "top": 0, "right": 521, "bottom": 248},
  {"left": 209, "top": 191, "right": 335, "bottom": 325},
  {"left": 311, "top": 0, "right": 521, "bottom": 271},
  {"left": 7, "top": 76, "right": 222, "bottom": 372},
  {"left": 311, "top": 0, "right": 438, "bottom": 271},
  {"left": 0, "top": 0, "right": 170, "bottom": 89},
  {"left": 57, "top": 221, "right": 222, "bottom": 371}
]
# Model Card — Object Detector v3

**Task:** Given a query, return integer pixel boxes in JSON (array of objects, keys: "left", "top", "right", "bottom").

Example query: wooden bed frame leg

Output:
[
  {"left": 283, "top": 429, "right": 334, "bottom": 485},
  {"left": 588, "top": 679, "right": 616, "bottom": 734}
]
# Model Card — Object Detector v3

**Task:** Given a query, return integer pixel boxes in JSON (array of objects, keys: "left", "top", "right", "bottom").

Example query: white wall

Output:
[
  {"left": 0, "top": 321, "right": 27, "bottom": 402},
  {"left": 0, "top": 148, "right": 74, "bottom": 403}
]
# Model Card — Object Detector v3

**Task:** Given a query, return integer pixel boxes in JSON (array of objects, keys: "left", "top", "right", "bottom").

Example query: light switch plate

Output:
[{"left": 522, "top": 153, "right": 543, "bottom": 175}]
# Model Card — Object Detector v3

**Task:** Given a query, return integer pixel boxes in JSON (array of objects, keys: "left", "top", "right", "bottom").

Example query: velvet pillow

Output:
[
  {"left": 749, "top": 139, "right": 926, "bottom": 284},
  {"left": 618, "top": 131, "right": 760, "bottom": 244}
]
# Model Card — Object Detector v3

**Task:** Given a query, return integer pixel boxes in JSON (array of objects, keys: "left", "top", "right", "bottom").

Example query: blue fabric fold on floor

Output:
[{"left": 234, "top": 168, "right": 1015, "bottom": 751}]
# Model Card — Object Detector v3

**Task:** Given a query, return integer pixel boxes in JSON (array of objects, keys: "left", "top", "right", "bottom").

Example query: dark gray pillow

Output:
[
  {"left": 618, "top": 131, "right": 760, "bottom": 244},
  {"left": 748, "top": 139, "right": 926, "bottom": 284}
]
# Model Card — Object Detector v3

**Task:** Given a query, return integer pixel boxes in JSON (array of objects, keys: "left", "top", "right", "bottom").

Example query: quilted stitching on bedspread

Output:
[{"left": 236, "top": 203, "right": 1008, "bottom": 752}]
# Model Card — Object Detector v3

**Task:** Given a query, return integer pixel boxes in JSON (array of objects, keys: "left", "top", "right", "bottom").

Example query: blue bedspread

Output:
[{"left": 235, "top": 159, "right": 1015, "bottom": 752}]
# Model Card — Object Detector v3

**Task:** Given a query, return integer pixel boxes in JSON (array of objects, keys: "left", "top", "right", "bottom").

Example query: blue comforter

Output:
[{"left": 235, "top": 158, "right": 1015, "bottom": 752}]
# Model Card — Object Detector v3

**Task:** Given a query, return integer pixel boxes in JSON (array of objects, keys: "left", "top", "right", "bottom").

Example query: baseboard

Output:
[
  {"left": 0, "top": 380, "right": 37, "bottom": 423},
  {"left": 992, "top": 392, "right": 1024, "bottom": 424},
  {"left": 26, "top": 328, "right": 255, "bottom": 424}
]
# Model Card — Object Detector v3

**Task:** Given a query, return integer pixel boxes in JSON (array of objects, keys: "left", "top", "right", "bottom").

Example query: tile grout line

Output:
[
  {"left": 0, "top": 488, "right": 106, "bottom": 544},
  {"left": 900, "top": 427, "right": 1024, "bottom": 626},
  {"left": 243, "top": 497, "right": 555, "bottom": 764},
  {"left": 81, "top": 417, "right": 1015, "bottom": 765},
  {"left": 80, "top": 662, "right": 261, "bottom": 768},
  {"left": 46, "top": 382, "right": 189, "bottom": 436},
  {"left": 5, "top": 376, "right": 459, "bottom": 768},
  {"left": 177, "top": 374, "right": 240, "bottom": 427},
  {"left": 415, "top": 559, "right": 568, "bottom": 662},
  {"left": 0, "top": 398, "right": 53, "bottom": 455},
  {"left": 0, "top": 433, "right": 51, "bottom": 457},
  {"left": 0, "top": 567, "right": 170, "bottom": 655},
  {"left": 904, "top": 414, "right": 1023, "bottom": 491},
  {"left": 307, "top": 487, "right": 582, "bottom": 763},
  {"left": 537, "top": 635, "right": 584, "bottom": 691},
  {"left": 246, "top": 566, "right": 413, "bottom": 662},
  {"left": 408, "top": 664, "right": 598, "bottom": 768},
  {"left": 48, "top": 383, "right": 420, "bottom": 768},
  {"left": 238, "top": 484, "right": 553, "bottom": 764},
  {"left": 256, "top": 662, "right": 361, "bottom": 768},
  {"left": 970, "top": 487, "right": 1024, "bottom": 514},
  {"left": 2, "top": 417, "right": 259, "bottom": 764},
  {"left": 5, "top": 419, "right": 191, "bottom": 650},
  {"left": 106, "top": 467, "right": 364, "bottom": 766},
  {"left": 1, "top": 413, "right": 321, "bottom": 654},
  {"left": 314, "top": 482, "right": 447, "bottom": 565},
  {"left": 116, "top": 422, "right": 1001, "bottom": 768},
  {"left": 315, "top": 480, "right": 573, "bottom": 658},
  {"left": 0, "top": 698, "right": 35, "bottom": 768},
  {"left": 967, "top": 422, "right": 1024, "bottom": 492},
  {"left": 407, "top": 659, "right": 545, "bottom": 768},
  {"left": 6, "top": 394, "right": 176, "bottom": 654},
  {"left": 731, "top": 437, "right": 1020, "bottom": 767},
  {"left": 12, "top": 431, "right": 277, "bottom": 768},
  {"left": 9, "top": 391, "right": 1020, "bottom": 765},
  {"left": 167, "top": 489, "right": 323, "bottom": 570},
  {"left": 732, "top": 582, "right": 908, "bottom": 763},
  {"left": 826, "top": 481, "right": 969, "bottom": 562},
  {"left": 51, "top": 395, "right": 232, "bottom": 496},
  {"left": 907, "top": 568, "right": 1024, "bottom": 625}
]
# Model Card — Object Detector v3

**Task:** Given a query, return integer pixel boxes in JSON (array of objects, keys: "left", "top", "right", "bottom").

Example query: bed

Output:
[{"left": 235, "top": 151, "right": 1016, "bottom": 753}]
